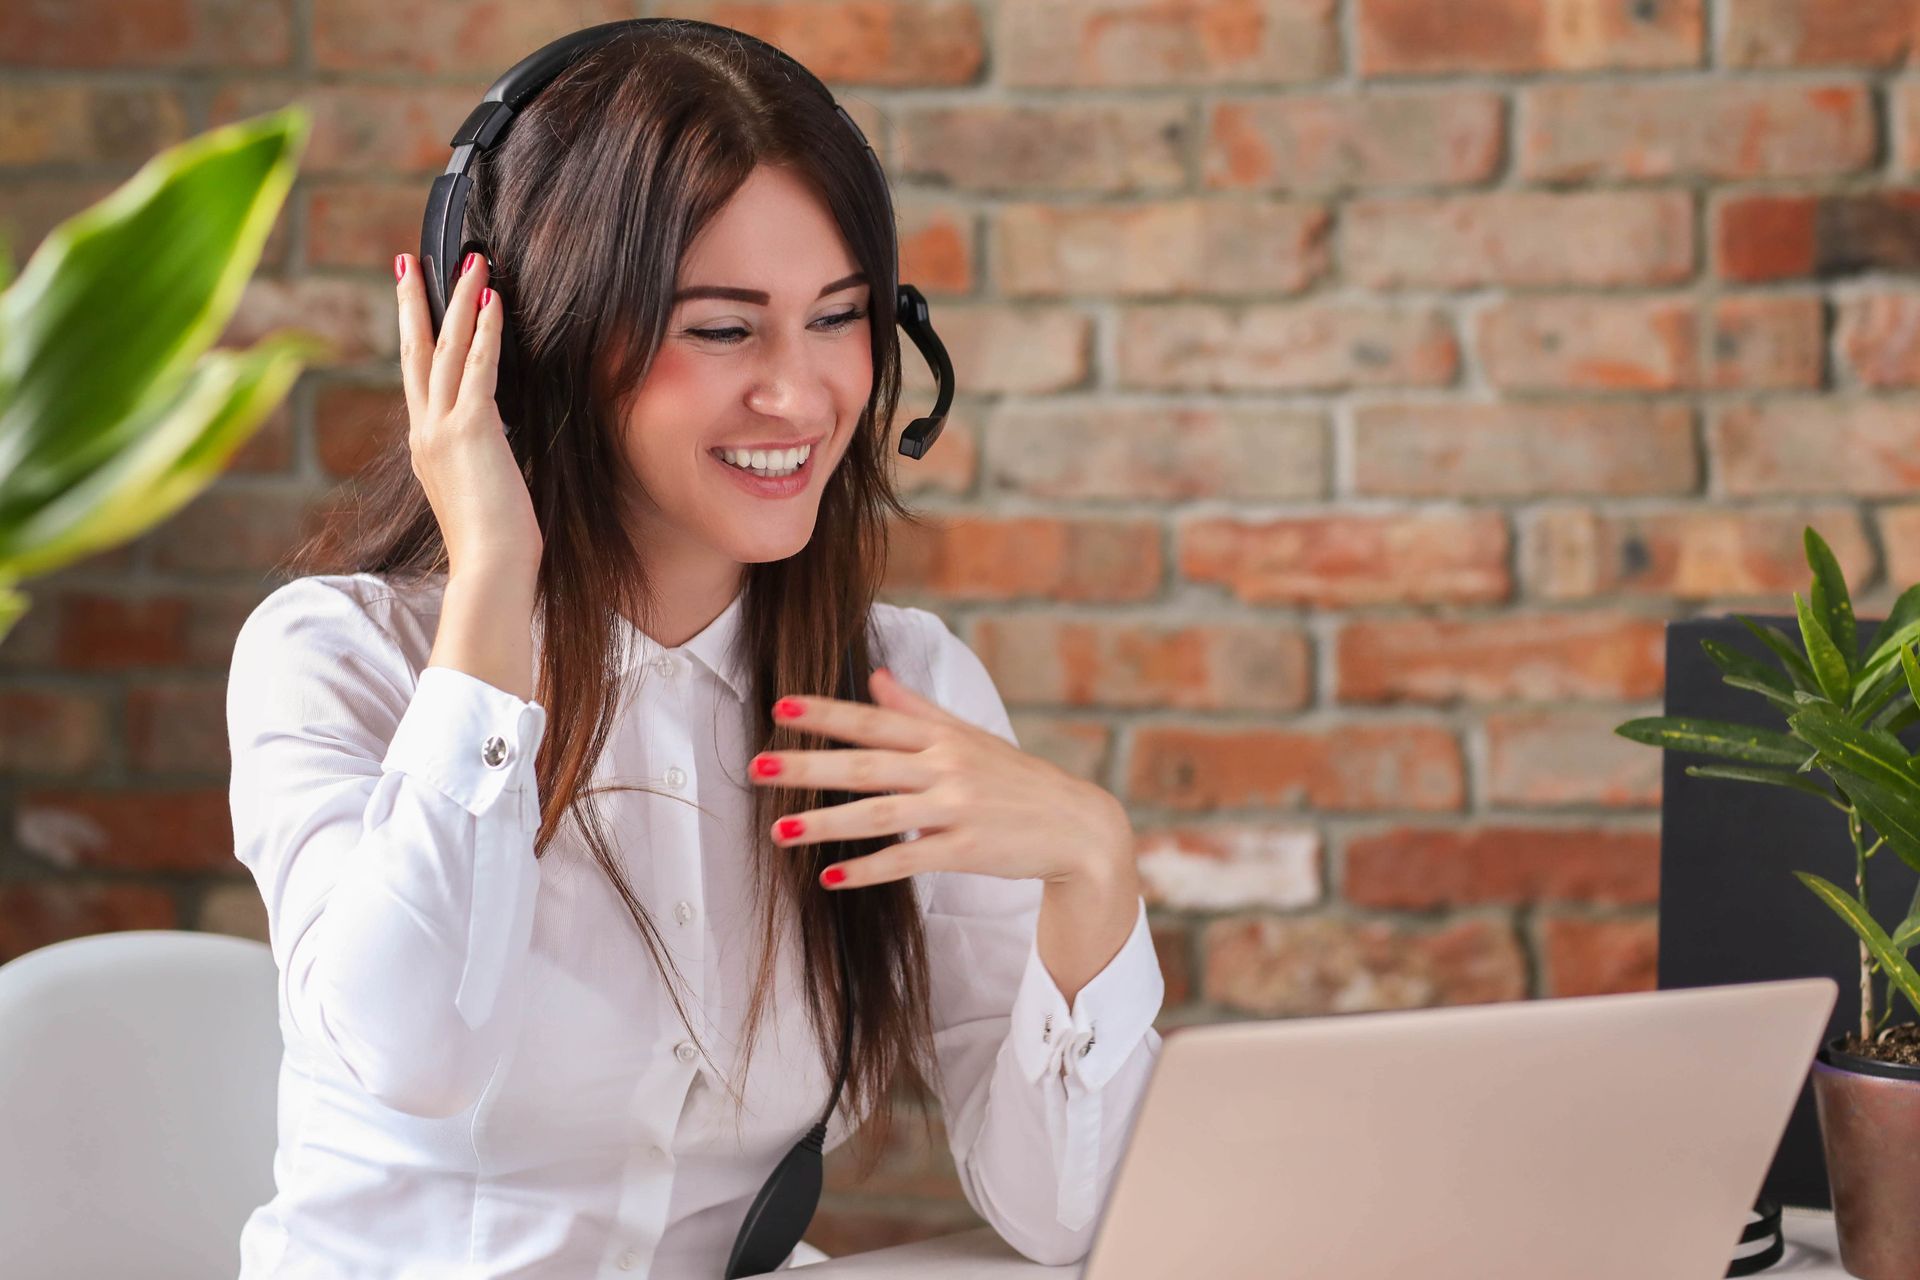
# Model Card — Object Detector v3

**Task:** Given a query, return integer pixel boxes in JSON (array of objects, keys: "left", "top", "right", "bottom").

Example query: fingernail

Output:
[
  {"left": 751, "top": 754, "right": 781, "bottom": 778},
  {"left": 820, "top": 866, "right": 846, "bottom": 887},
  {"left": 393, "top": 254, "right": 407, "bottom": 282},
  {"left": 874, "top": 667, "right": 891, "bottom": 680},
  {"left": 773, "top": 698, "right": 804, "bottom": 720},
  {"left": 776, "top": 817, "right": 805, "bottom": 840},
  {"left": 462, "top": 251, "right": 479, "bottom": 275},
  {"left": 479, "top": 287, "right": 493, "bottom": 309}
]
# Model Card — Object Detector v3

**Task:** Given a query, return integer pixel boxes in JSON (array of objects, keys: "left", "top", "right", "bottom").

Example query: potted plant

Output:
[
  {"left": 0, "top": 106, "right": 327, "bottom": 647},
  {"left": 1617, "top": 527, "right": 1920, "bottom": 1280}
]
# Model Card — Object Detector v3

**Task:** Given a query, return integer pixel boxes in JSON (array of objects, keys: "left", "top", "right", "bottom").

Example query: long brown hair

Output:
[{"left": 285, "top": 21, "right": 936, "bottom": 1173}]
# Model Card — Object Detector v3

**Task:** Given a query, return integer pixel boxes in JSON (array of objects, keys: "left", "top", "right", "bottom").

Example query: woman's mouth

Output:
[{"left": 708, "top": 441, "right": 816, "bottom": 498}]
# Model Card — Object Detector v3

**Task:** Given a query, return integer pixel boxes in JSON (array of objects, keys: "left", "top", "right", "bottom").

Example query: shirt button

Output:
[
  {"left": 664, "top": 765, "right": 687, "bottom": 791},
  {"left": 674, "top": 900, "right": 695, "bottom": 925},
  {"left": 481, "top": 734, "right": 510, "bottom": 768},
  {"left": 674, "top": 1040, "right": 698, "bottom": 1064},
  {"left": 618, "top": 1248, "right": 639, "bottom": 1270},
  {"left": 652, "top": 654, "right": 674, "bottom": 677}
]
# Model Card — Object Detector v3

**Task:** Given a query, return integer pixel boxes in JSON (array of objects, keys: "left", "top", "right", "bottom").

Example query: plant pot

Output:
[{"left": 1810, "top": 1037, "right": 1920, "bottom": 1280}]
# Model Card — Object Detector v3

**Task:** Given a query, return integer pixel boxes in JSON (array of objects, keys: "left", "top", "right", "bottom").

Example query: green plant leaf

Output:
[
  {"left": 1893, "top": 915, "right": 1920, "bottom": 952},
  {"left": 0, "top": 575, "right": 24, "bottom": 649},
  {"left": 1790, "top": 701, "right": 1920, "bottom": 875},
  {"left": 1701, "top": 637, "right": 1798, "bottom": 710},
  {"left": 1796, "top": 872, "right": 1920, "bottom": 1020},
  {"left": 1877, "top": 700, "right": 1920, "bottom": 735},
  {"left": 1685, "top": 763, "right": 1843, "bottom": 807},
  {"left": 0, "top": 107, "right": 309, "bottom": 532},
  {"left": 1851, "top": 658, "right": 1910, "bottom": 722},
  {"left": 1867, "top": 585, "right": 1920, "bottom": 664},
  {"left": 1805, "top": 527, "right": 1859, "bottom": 673},
  {"left": 1616, "top": 717, "right": 1811, "bottom": 766},
  {"left": 0, "top": 335, "right": 320, "bottom": 577},
  {"left": 1739, "top": 616, "right": 1819, "bottom": 695},
  {"left": 1796, "top": 592, "right": 1854, "bottom": 705},
  {"left": 1860, "top": 620, "right": 1920, "bottom": 698},
  {"left": 1902, "top": 643, "right": 1920, "bottom": 719}
]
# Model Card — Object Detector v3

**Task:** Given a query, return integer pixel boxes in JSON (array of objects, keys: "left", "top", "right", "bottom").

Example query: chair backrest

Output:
[{"left": 0, "top": 929, "right": 281, "bottom": 1280}]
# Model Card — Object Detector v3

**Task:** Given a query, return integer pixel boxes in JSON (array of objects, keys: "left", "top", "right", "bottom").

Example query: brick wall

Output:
[{"left": 4, "top": 0, "right": 1920, "bottom": 1253}]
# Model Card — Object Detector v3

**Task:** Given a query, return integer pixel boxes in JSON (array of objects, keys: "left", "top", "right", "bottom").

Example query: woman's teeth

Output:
[{"left": 715, "top": 443, "right": 810, "bottom": 477}]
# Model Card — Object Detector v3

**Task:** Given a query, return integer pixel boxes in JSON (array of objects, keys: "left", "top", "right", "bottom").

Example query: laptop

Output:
[{"left": 1081, "top": 977, "right": 1837, "bottom": 1280}]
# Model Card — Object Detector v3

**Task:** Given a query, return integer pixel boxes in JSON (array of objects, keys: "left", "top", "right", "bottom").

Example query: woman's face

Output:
[{"left": 616, "top": 162, "right": 875, "bottom": 574}]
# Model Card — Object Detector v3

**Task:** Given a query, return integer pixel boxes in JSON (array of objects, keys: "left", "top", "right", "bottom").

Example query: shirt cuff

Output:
[
  {"left": 382, "top": 665, "right": 546, "bottom": 820},
  {"left": 380, "top": 664, "right": 547, "bottom": 1030},
  {"left": 1009, "top": 896, "right": 1163, "bottom": 1091}
]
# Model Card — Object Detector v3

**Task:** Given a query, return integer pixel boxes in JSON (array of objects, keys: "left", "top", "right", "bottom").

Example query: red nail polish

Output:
[
  {"left": 479, "top": 287, "right": 493, "bottom": 309},
  {"left": 462, "top": 251, "right": 479, "bottom": 275},
  {"left": 752, "top": 755, "right": 781, "bottom": 778},
  {"left": 776, "top": 817, "right": 805, "bottom": 840},
  {"left": 774, "top": 698, "right": 804, "bottom": 720},
  {"left": 820, "top": 866, "right": 846, "bottom": 887},
  {"left": 393, "top": 254, "right": 406, "bottom": 282}
]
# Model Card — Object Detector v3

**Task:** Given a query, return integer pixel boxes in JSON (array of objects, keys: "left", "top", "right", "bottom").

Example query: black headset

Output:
[{"left": 416, "top": 19, "right": 950, "bottom": 1275}]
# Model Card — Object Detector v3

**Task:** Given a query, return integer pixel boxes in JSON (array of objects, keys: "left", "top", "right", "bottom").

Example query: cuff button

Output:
[{"left": 481, "top": 734, "right": 510, "bottom": 768}]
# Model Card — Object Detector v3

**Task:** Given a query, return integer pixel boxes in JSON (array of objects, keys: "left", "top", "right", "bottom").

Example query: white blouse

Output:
[{"left": 225, "top": 571, "right": 1163, "bottom": 1278}]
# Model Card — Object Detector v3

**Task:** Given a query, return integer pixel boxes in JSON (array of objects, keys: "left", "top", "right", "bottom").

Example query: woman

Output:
[{"left": 226, "top": 21, "right": 1162, "bottom": 1278}]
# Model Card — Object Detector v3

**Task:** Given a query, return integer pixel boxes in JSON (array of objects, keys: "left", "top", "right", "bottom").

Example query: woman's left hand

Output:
[{"left": 751, "top": 667, "right": 1135, "bottom": 891}]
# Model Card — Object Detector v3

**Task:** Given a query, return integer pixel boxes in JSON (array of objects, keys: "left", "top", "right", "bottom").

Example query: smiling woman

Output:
[{"left": 230, "top": 16, "right": 1163, "bottom": 1280}]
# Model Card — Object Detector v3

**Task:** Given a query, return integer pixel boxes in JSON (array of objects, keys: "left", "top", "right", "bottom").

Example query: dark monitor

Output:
[{"left": 1657, "top": 615, "right": 1919, "bottom": 1209}]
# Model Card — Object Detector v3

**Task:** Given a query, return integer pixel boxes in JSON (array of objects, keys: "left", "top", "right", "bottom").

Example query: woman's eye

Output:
[{"left": 688, "top": 308, "right": 866, "bottom": 346}]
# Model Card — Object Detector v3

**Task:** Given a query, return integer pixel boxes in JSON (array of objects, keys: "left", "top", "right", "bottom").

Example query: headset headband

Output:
[{"left": 418, "top": 17, "right": 952, "bottom": 459}]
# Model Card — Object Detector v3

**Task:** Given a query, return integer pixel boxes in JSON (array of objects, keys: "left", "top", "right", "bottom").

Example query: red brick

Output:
[
  {"left": 0, "top": 0, "right": 292, "bottom": 69},
  {"left": 1118, "top": 303, "right": 1458, "bottom": 391},
  {"left": 1898, "top": 81, "right": 1920, "bottom": 173},
  {"left": 896, "top": 199, "right": 975, "bottom": 296},
  {"left": 54, "top": 594, "right": 192, "bottom": 671},
  {"left": 994, "top": 200, "right": 1328, "bottom": 298},
  {"left": 125, "top": 679, "right": 231, "bottom": 775},
  {"left": 1179, "top": 511, "right": 1510, "bottom": 608},
  {"left": 143, "top": 485, "right": 335, "bottom": 575},
  {"left": 1540, "top": 915, "right": 1660, "bottom": 996},
  {"left": 1881, "top": 505, "right": 1920, "bottom": 588},
  {"left": 1485, "top": 709, "right": 1665, "bottom": 810},
  {"left": 1519, "top": 81, "right": 1874, "bottom": 181},
  {"left": 823, "top": 1107, "right": 959, "bottom": 1199},
  {"left": 1151, "top": 920, "right": 1195, "bottom": 1008},
  {"left": 997, "top": 0, "right": 1339, "bottom": 87},
  {"left": 1356, "top": 0, "right": 1703, "bottom": 74},
  {"left": 1127, "top": 722, "right": 1465, "bottom": 813},
  {"left": 1722, "top": 0, "right": 1920, "bottom": 67},
  {"left": 305, "top": 182, "right": 420, "bottom": 271},
  {"left": 902, "top": 304, "right": 1090, "bottom": 396},
  {"left": 1712, "top": 400, "right": 1920, "bottom": 495},
  {"left": 1477, "top": 297, "right": 1697, "bottom": 391},
  {"left": 315, "top": 383, "right": 404, "bottom": 480},
  {"left": 197, "top": 884, "right": 269, "bottom": 943},
  {"left": 1344, "top": 825, "right": 1661, "bottom": 909},
  {"left": 1716, "top": 190, "right": 1920, "bottom": 281},
  {"left": 1522, "top": 505, "right": 1872, "bottom": 600},
  {"left": 1346, "top": 191, "right": 1694, "bottom": 289},
  {"left": 225, "top": 401, "right": 296, "bottom": 475},
  {"left": 884, "top": 515, "right": 1161, "bottom": 602},
  {"left": 1836, "top": 291, "right": 1920, "bottom": 387},
  {"left": 0, "top": 884, "right": 178, "bottom": 965},
  {"left": 1337, "top": 613, "right": 1667, "bottom": 705},
  {"left": 0, "top": 689, "right": 109, "bottom": 775},
  {"left": 1201, "top": 916, "right": 1526, "bottom": 1016},
  {"left": 217, "top": 278, "right": 397, "bottom": 368},
  {"left": 1708, "top": 295, "right": 1826, "bottom": 389},
  {"left": 15, "top": 788, "right": 234, "bottom": 873},
  {"left": 1004, "top": 715, "right": 1112, "bottom": 783},
  {"left": 982, "top": 402, "right": 1326, "bottom": 502},
  {"left": 887, "top": 407, "right": 976, "bottom": 498},
  {"left": 658, "top": 1, "right": 986, "bottom": 87},
  {"left": 308, "top": 0, "right": 623, "bottom": 75},
  {"left": 0, "top": 177, "right": 122, "bottom": 264},
  {"left": 0, "top": 85, "right": 192, "bottom": 167},
  {"left": 895, "top": 102, "right": 1188, "bottom": 194},
  {"left": 182, "top": 586, "right": 278, "bottom": 672},
  {"left": 969, "top": 614, "right": 1311, "bottom": 711},
  {"left": 1353, "top": 402, "right": 1698, "bottom": 496},
  {"left": 1204, "top": 91, "right": 1502, "bottom": 191},
  {"left": 1134, "top": 823, "right": 1322, "bottom": 911}
]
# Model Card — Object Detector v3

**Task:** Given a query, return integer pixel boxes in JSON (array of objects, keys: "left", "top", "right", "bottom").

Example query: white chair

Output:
[
  {"left": 0, "top": 929, "right": 282, "bottom": 1280},
  {"left": 0, "top": 930, "right": 836, "bottom": 1272}
]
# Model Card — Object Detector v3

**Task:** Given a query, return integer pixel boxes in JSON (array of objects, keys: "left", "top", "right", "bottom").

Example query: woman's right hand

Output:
[{"left": 395, "top": 250, "right": 544, "bottom": 580}]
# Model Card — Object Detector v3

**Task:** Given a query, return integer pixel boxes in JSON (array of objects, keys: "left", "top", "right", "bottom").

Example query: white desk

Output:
[{"left": 799, "top": 1206, "right": 1850, "bottom": 1278}]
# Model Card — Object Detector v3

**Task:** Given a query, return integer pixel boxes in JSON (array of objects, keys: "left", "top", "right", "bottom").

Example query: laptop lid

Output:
[{"left": 1082, "top": 978, "right": 1836, "bottom": 1280}]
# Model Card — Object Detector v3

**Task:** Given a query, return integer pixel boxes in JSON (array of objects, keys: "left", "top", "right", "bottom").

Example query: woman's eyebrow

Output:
[{"left": 672, "top": 271, "right": 869, "bottom": 305}]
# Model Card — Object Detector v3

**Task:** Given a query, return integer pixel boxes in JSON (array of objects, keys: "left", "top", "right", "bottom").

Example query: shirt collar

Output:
[
  {"left": 512, "top": 580, "right": 751, "bottom": 705},
  {"left": 617, "top": 586, "right": 751, "bottom": 703}
]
